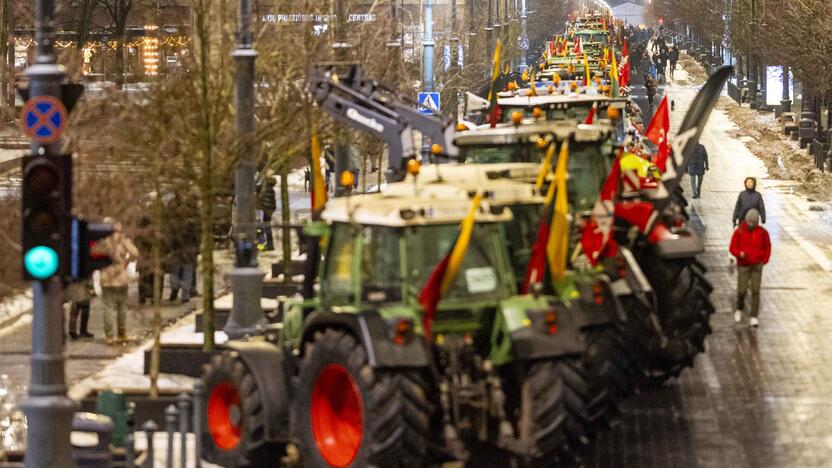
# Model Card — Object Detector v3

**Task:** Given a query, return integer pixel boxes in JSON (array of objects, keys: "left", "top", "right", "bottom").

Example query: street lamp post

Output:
[
  {"left": 493, "top": 0, "right": 501, "bottom": 58},
  {"left": 333, "top": 0, "right": 351, "bottom": 196},
  {"left": 225, "top": 0, "right": 266, "bottom": 339},
  {"left": 422, "top": 0, "right": 434, "bottom": 161},
  {"left": 485, "top": 0, "right": 493, "bottom": 76},
  {"left": 423, "top": 0, "right": 434, "bottom": 93},
  {"left": 520, "top": 0, "right": 528, "bottom": 70},
  {"left": 20, "top": 1, "right": 77, "bottom": 467}
]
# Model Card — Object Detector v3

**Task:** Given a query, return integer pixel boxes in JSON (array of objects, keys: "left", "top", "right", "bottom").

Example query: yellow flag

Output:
[
  {"left": 487, "top": 41, "right": 503, "bottom": 104},
  {"left": 528, "top": 68, "right": 537, "bottom": 96},
  {"left": 310, "top": 132, "right": 327, "bottom": 211},
  {"left": 535, "top": 142, "right": 555, "bottom": 188},
  {"left": 440, "top": 193, "right": 483, "bottom": 294},
  {"left": 504, "top": 63, "right": 510, "bottom": 75},
  {"left": 583, "top": 53, "right": 591, "bottom": 86},
  {"left": 547, "top": 140, "right": 570, "bottom": 282}
]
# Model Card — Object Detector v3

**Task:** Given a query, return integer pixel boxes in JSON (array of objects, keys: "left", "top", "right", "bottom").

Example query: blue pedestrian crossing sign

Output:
[{"left": 418, "top": 92, "right": 441, "bottom": 114}]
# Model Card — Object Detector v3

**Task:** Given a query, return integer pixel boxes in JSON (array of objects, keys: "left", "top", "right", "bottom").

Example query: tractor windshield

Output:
[
  {"left": 406, "top": 223, "right": 511, "bottom": 302},
  {"left": 323, "top": 223, "right": 404, "bottom": 304},
  {"left": 461, "top": 143, "right": 545, "bottom": 164},
  {"left": 568, "top": 141, "right": 611, "bottom": 212},
  {"left": 502, "top": 204, "right": 539, "bottom": 290}
]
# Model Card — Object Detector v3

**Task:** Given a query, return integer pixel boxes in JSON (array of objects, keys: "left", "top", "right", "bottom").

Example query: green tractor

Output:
[
  {"left": 202, "top": 190, "right": 606, "bottom": 467},
  {"left": 389, "top": 168, "right": 659, "bottom": 423},
  {"left": 451, "top": 121, "right": 713, "bottom": 390}
]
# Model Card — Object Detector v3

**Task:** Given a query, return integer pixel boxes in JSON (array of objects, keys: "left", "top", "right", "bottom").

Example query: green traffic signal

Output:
[{"left": 24, "top": 245, "right": 59, "bottom": 279}]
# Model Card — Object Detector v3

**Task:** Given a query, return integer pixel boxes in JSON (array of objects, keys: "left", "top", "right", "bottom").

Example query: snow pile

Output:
[
  {"left": 676, "top": 53, "right": 708, "bottom": 85},
  {"left": 718, "top": 97, "right": 832, "bottom": 200}
]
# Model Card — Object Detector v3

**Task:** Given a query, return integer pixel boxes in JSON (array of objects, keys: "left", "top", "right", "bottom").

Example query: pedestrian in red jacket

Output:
[{"left": 729, "top": 209, "right": 771, "bottom": 327}]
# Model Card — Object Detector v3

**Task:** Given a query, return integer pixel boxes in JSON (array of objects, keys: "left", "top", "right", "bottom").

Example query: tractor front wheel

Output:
[
  {"left": 295, "top": 328, "right": 435, "bottom": 468},
  {"left": 201, "top": 351, "right": 286, "bottom": 467}
]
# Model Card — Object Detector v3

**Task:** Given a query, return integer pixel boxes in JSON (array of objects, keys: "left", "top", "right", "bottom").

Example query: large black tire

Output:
[
  {"left": 581, "top": 323, "right": 647, "bottom": 422},
  {"left": 294, "top": 328, "right": 435, "bottom": 468},
  {"left": 516, "top": 357, "right": 593, "bottom": 467},
  {"left": 640, "top": 254, "right": 715, "bottom": 385},
  {"left": 201, "top": 351, "right": 286, "bottom": 467}
]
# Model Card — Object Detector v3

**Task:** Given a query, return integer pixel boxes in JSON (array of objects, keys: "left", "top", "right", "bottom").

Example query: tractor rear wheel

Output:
[
  {"left": 294, "top": 328, "right": 435, "bottom": 468},
  {"left": 516, "top": 357, "right": 593, "bottom": 467},
  {"left": 640, "top": 254, "right": 715, "bottom": 385},
  {"left": 201, "top": 351, "right": 286, "bottom": 467},
  {"left": 581, "top": 323, "right": 647, "bottom": 425}
]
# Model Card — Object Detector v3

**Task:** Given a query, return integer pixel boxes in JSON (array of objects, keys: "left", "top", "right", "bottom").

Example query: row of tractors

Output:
[{"left": 199, "top": 10, "right": 732, "bottom": 468}]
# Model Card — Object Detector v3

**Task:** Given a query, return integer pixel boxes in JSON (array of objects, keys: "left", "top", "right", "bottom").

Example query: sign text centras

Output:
[{"left": 261, "top": 13, "right": 377, "bottom": 23}]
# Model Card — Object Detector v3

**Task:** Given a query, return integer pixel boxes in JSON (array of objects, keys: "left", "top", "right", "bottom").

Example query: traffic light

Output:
[
  {"left": 21, "top": 154, "right": 71, "bottom": 280},
  {"left": 70, "top": 218, "right": 115, "bottom": 281}
]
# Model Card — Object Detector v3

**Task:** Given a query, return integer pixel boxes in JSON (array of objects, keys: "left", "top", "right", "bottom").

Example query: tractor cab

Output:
[{"left": 454, "top": 122, "right": 615, "bottom": 213}]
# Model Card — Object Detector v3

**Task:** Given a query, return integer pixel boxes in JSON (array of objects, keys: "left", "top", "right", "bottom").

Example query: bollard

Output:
[
  {"left": 165, "top": 405, "right": 179, "bottom": 468},
  {"left": 192, "top": 382, "right": 205, "bottom": 468},
  {"left": 143, "top": 420, "right": 158, "bottom": 468},
  {"left": 125, "top": 432, "right": 136, "bottom": 468},
  {"left": 178, "top": 393, "right": 190, "bottom": 468},
  {"left": 71, "top": 412, "right": 114, "bottom": 468}
]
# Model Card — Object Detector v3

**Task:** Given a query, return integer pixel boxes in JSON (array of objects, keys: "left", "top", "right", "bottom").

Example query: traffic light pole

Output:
[
  {"left": 20, "top": 0, "right": 77, "bottom": 466},
  {"left": 333, "top": 0, "right": 351, "bottom": 196},
  {"left": 225, "top": 0, "right": 266, "bottom": 339}
]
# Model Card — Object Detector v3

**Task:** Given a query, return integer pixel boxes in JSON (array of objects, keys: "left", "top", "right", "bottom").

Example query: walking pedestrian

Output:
[
  {"left": 669, "top": 45, "right": 680, "bottom": 77},
  {"left": 257, "top": 170, "right": 277, "bottom": 251},
  {"left": 729, "top": 209, "right": 771, "bottom": 327},
  {"left": 167, "top": 199, "right": 200, "bottom": 304},
  {"left": 732, "top": 177, "right": 766, "bottom": 227},
  {"left": 135, "top": 216, "right": 154, "bottom": 305},
  {"left": 687, "top": 143, "right": 709, "bottom": 198},
  {"left": 644, "top": 74, "right": 658, "bottom": 108},
  {"left": 96, "top": 218, "right": 140, "bottom": 345},
  {"left": 66, "top": 280, "right": 94, "bottom": 340}
]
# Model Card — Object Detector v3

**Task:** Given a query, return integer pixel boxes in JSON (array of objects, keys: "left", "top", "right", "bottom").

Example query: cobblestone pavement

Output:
[{"left": 586, "top": 77, "right": 832, "bottom": 467}]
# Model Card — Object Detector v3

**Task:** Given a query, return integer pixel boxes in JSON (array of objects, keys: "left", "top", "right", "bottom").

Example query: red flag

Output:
[
  {"left": 584, "top": 102, "right": 597, "bottom": 124},
  {"left": 619, "top": 56, "right": 630, "bottom": 88},
  {"left": 573, "top": 36, "right": 581, "bottom": 54},
  {"left": 644, "top": 96, "right": 670, "bottom": 171},
  {"left": 615, "top": 201, "right": 655, "bottom": 232},
  {"left": 523, "top": 213, "right": 551, "bottom": 292},
  {"left": 417, "top": 254, "right": 451, "bottom": 338},
  {"left": 580, "top": 155, "right": 621, "bottom": 264},
  {"left": 619, "top": 39, "right": 631, "bottom": 88}
]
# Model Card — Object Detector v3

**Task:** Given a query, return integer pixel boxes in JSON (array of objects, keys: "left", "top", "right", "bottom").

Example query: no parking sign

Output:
[{"left": 21, "top": 95, "right": 68, "bottom": 144}]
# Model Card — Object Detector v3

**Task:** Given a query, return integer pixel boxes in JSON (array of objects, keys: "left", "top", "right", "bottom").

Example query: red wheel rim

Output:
[
  {"left": 207, "top": 381, "right": 242, "bottom": 450},
  {"left": 310, "top": 363, "right": 364, "bottom": 467}
]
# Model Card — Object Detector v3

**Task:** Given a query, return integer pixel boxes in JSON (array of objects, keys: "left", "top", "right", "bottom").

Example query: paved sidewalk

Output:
[
  {"left": 587, "top": 76, "right": 832, "bottom": 466},
  {"left": 0, "top": 292, "right": 199, "bottom": 392}
]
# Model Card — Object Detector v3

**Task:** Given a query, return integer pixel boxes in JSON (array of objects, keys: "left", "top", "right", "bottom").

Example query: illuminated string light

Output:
[{"left": 143, "top": 25, "right": 160, "bottom": 76}]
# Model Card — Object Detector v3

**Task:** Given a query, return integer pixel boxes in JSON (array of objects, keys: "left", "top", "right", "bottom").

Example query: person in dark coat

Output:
[
  {"left": 732, "top": 177, "right": 766, "bottom": 226},
  {"left": 687, "top": 143, "right": 709, "bottom": 198},
  {"left": 669, "top": 45, "right": 680, "bottom": 76},
  {"left": 256, "top": 170, "right": 277, "bottom": 251}
]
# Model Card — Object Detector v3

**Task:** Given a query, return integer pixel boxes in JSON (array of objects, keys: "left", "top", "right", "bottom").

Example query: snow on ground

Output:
[
  {"left": 0, "top": 313, "right": 31, "bottom": 341},
  {"left": 0, "top": 291, "right": 32, "bottom": 328},
  {"left": 718, "top": 97, "right": 832, "bottom": 201},
  {"left": 68, "top": 312, "right": 224, "bottom": 400}
]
